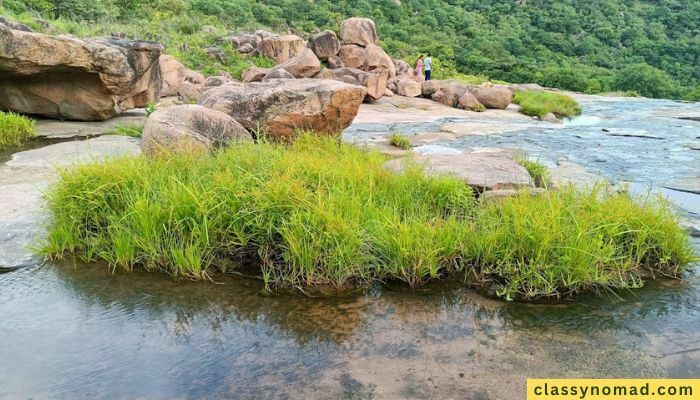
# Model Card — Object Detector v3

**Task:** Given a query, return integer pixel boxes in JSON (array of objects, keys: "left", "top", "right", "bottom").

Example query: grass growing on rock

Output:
[
  {"left": 107, "top": 124, "right": 143, "bottom": 138},
  {"left": 518, "top": 159, "right": 551, "bottom": 188},
  {"left": 41, "top": 135, "right": 695, "bottom": 300},
  {"left": 0, "top": 111, "right": 36, "bottom": 151},
  {"left": 514, "top": 91, "right": 582, "bottom": 119},
  {"left": 389, "top": 134, "right": 412, "bottom": 150}
]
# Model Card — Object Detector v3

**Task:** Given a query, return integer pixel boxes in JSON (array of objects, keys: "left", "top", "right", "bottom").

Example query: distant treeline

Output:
[{"left": 5, "top": 0, "right": 699, "bottom": 100}]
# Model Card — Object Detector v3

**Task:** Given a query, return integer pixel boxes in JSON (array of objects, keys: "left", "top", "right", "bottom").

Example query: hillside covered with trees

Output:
[{"left": 3, "top": 0, "right": 699, "bottom": 100}]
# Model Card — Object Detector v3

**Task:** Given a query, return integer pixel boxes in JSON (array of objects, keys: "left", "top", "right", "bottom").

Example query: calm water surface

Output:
[{"left": 1, "top": 96, "right": 699, "bottom": 399}]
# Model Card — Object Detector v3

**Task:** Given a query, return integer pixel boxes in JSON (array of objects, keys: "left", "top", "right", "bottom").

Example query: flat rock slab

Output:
[
  {"left": 385, "top": 150, "right": 532, "bottom": 191},
  {"left": 549, "top": 160, "right": 606, "bottom": 188},
  {"left": 440, "top": 121, "right": 539, "bottom": 137},
  {"left": 35, "top": 110, "right": 147, "bottom": 139},
  {"left": 663, "top": 177, "right": 700, "bottom": 195},
  {"left": 7, "top": 135, "right": 140, "bottom": 168}
]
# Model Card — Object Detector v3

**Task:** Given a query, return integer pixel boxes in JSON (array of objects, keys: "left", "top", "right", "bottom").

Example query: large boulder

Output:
[
  {"left": 199, "top": 79, "right": 366, "bottom": 140},
  {"left": 360, "top": 73, "right": 388, "bottom": 101},
  {"left": 269, "top": 48, "right": 320, "bottom": 78},
  {"left": 385, "top": 151, "right": 533, "bottom": 191},
  {"left": 185, "top": 69, "right": 205, "bottom": 85},
  {"left": 262, "top": 68, "right": 295, "bottom": 81},
  {"left": 141, "top": 104, "right": 252, "bottom": 156},
  {"left": 203, "top": 75, "right": 231, "bottom": 87},
  {"left": 221, "top": 32, "right": 261, "bottom": 49},
  {"left": 159, "top": 55, "right": 186, "bottom": 97},
  {"left": 327, "top": 55, "right": 344, "bottom": 69},
  {"left": 432, "top": 84, "right": 472, "bottom": 108},
  {"left": 340, "top": 17, "right": 378, "bottom": 46},
  {"left": 177, "top": 82, "right": 205, "bottom": 103},
  {"left": 469, "top": 86, "right": 513, "bottom": 109},
  {"left": 396, "top": 79, "right": 422, "bottom": 97},
  {"left": 363, "top": 44, "right": 396, "bottom": 77},
  {"left": 0, "top": 27, "right": 162, "bottom": 121},
  {"left": 458, "top": 92, "right": 483, "bottom": 111},
  {"left": 393, "top": 58, "right": 414, "bottom": 77},
  {"left": 338, "top": 44, "right": 365, "bottom": 69},
  {"left": 257, "top": 35, "right": 306, "bottom": 63},
  {"left": 421, "top": 80, "right": 451, "bottom": 98},
  {"left": 242, "top": 66, "right": 271, "bottom": 83},
  {"left": 308, "top": 30, "right": 340, "bottom": 61}
]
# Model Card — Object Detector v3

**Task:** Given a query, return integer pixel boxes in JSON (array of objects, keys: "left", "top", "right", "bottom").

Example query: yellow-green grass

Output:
[
  {"left": 41, "top": 135, "right": 695, "bottom": 300},
  {"left": 514, "top": 90, "right": 582, "bottom": 119},
  {"left": 107, "top": 124, "right": 143, "bottom": 137},
  {"left": 0, "top": 111, "right": 36, "bottom": 151},
  {"left": 518, "top": 159, "right": 551, "bottom": 188},
  {"left": 389, "top": 134, "right": 412, "bottom": 149}
]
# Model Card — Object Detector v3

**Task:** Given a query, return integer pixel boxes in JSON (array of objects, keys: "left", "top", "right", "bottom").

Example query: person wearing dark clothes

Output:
[{"left": 424, "top": 53, "right": 432, "bottom": 81}]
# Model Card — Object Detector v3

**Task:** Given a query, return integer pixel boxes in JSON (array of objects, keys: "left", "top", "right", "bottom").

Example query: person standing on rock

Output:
[
  {"left": 424, "top": 53, "right": 433, "bottom": 81},
  {"left": 415, "top": 55, "right": 424, "bottom": 80}
]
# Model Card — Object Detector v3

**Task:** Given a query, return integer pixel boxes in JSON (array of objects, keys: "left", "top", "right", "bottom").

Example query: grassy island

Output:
[
  {"left": 513, "top": 91, "right": 582, "bottom": 119},
  {"left": 42, "top": 136, "right": 695, "bottom": 300}
]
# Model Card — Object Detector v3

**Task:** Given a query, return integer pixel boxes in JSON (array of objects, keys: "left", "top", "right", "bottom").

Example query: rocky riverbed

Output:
[{"left": 0, "top": 94, "right": 698, "bottom": 399}]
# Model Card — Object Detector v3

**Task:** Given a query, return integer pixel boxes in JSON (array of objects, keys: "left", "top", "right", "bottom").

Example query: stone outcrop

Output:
[
  {"left": 199, "top": 79, "right": 366, "bottom": 140},
  {"left": 308, "top": 30, "right": 340, "bottom": 61},
  {"left": 432, "top": 83, "right": 471, "bottom": 108},
  {"left": 141, "top": 104, "right": 252, "bottom": 156},
  {"left": 469, "top": 86, "right": 513, "bottom": 109},
  {"left": 159, "top": 55, "right": 186, "bottom": 97},
  {"left": 396, "top": 79, "right": 422, "bottom": 97},
  {"left": 327, "top": 55, "right": 344, "bottom": 69},
  {"left": 340, "top": 17, "right": 378, "bottom": 46},
  {"left": 257, "top": 35, "right": 306, "bottom": 63},
  {"left": 361, "top": 73, "right": 388, "bottom": 101},
  {"left": 0, "top": 26, "right": 162, "bottom": 121},
  {"left": 421, "top": 80, "right": 452, "bottom": 98},
  {"left": 385, "top": 151, "right": 533, "bottom": 191},
  {"left": 363, "top": 44, "right": 396, "bottom": 77},
  {"left": 262, "top": 69, "right": 295, "bottom": 81},
  {"left": 242, "top": 66, "right": 271, "bottom": 83},
  {"left": 338, "top": 44, "right": 365, "bottom": 69},
  {"left": 314, "top": 67, "right": 385, "bottom": 101},
  {"left": 269, "top": 48, "right": 320, "bottom": 78},
  {"left": 204, "top": 75, "right": 230, "bottom": 87}
]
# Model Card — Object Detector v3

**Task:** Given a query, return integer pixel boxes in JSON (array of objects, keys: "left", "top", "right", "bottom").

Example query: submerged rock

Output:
[
  {"left": 0, "top": 26, "right": 162, "bottom": 121},
  {"left": 384, "top": 151, "right": 533, "bottom": 191},
  {"left": 141, "top": 105, "right": 252, "bottom": 156},
  {"left": 199, "top": 79, "right": 366, "bottom": 140}
]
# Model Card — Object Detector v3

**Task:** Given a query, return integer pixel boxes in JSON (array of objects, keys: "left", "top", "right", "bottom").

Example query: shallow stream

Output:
[{"left": 1, "top": 96, "right": 699, "bottom": 399}]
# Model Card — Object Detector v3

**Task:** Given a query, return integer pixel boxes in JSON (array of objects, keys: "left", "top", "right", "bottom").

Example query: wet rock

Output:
[
  {"left": 199, "top": 79, "right": 366, "bottom": 140},
  {"left": 0, "top": 28, "right": 162, "bottom": 121},
  {"left": 385, "top": 151, "right": 533, "bottom": 191},
  {"left": 141, "top": 104, "right": 252, "bottom": 156},
  {"left": 469, "top": 86, "right": 513, "bottom": 110},
  {"left": 262, "top": 68, "right": 295, "bottom": 81},
  {"left": 396, "top": 79, "right": 422, "bottom": 97},
  {"left": 257, "top": 34, "right": 306, "bottom": 63},
  {"left": 338, "top": 44, "right": 366, "bottom": 69},
  {"left": 269, "top": 48, "right": 320, "bottom": 78},
  {"left": 663, "top": 177, "right": 700, "bottom": 195},
  {"left": 308, "top": 30, "right": 340, "bottom": 60},
  {"left": 340, "top": 17, "right": 378, "bottom": 46},
  {"left": 159, "top": 55, "right": 187, "bottom": 97},
  {"left": 242, "top": 66, "right": 271, "bottom": 83}
]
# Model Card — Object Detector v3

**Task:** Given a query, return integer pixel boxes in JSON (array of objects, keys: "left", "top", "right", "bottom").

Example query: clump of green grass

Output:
[
  {"left": 0, "top": 111, "right": 36, "bottom": 151},
  {"left": 472, "top": 103, "right": 486, "bottom": 112},
  {"left": 389, "top": 134, "right": 412, "bottom": 149},
  {"left": 41, "top": 135, "right": 695, "bottom": 300},
  {"left": 518, "top": 159, "right": 551, "bottom": 188},
  {"left": 107, "top": 124, "right": 143, "bottom": 137},
  {"left": 513, "top": 90, "right": 582, "bottom": 119}
]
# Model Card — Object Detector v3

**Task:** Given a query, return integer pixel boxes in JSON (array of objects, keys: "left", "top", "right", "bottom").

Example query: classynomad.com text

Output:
[{"left": 527, "top": 379, "right": 699, "bottom": 400}]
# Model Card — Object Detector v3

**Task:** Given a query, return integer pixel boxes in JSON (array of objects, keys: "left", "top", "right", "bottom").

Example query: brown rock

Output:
[
  {"left": 363, "top": 44, "right": 396, "bottom": 77},
  {"left": 199, "top": 79, "right": 366, "bottom": 140},
  {"left": 308, "top": 30, "right": 340, "bottom": 60},
  {"left": 341, "top": 75, "right": 360, "bottom": 86},
  {"left": 0, "top": 28, "right": 162, "bottom": 121},
  {"left": 383, "top": 88, "right": 394, "bottom": 97},
  {"left": 159, "top": 55, "right": 187, "bottom": 97},
  {"left": 541, "top": 112, "right": 561, "bottom": 123},
  {"left": 421, "top": 80, "right": 451, "bottom": 98},
  {"left": 177, "top": 82, "right": 205, "bottom": 103},
  {"left": 385, "top": 151, "right": 533, "bottom": 191},
  {"left": 204, "top": 75, "right": 231, "bottom": 87},
  {"left": 362, "top": 73, "right": 388, "bottom": 101},
  {"left": 185, "top": 69, "right": 205, "bottom": 84},
  {"left": 340, "top": 17, "right": 378, "bottom": 46},
  {"left": 393, "top": 59, "right": 413, "bottom": 76},
  {"left": 327, "top": 55, "right": 344, "bottom": 69},
  {"left": 269, "top": 48, "right": 320, "bottom": 78},
  {"left": 262, "top": 68, "right": 295, "bottom": 81},
  {"left": 469, "top": 85, "right": 513, "bottom": 109},
  {"left": 338, "top": 44, "right": 366, "bottom": 69},
  {"left": 257, "top": 34, "right": 306, "bottom": 63},
  {"left": 141, "top": 104, "right": 252, "bottom": 156},
  {"left": 396, "top": 79, "right": 422, "bottom": 97},
  {"left": 242, "top": 66, "right": 271, "bottom": 83},
  {"left": 432, "top": 83, "right": 471, "bottom": 108},
  {"left": 458, "top": 92, "right": 483, "bottom": 111}
]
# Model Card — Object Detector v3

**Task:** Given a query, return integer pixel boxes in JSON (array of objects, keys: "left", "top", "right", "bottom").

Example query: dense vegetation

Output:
[
  {"left": 0, "top": 111, "right": 36, "bottom": 150},
  {"left": 3, "top": 0, "right": 698, "bottom": 99},
  {"left": 513, "top": 90, "right": 582, "bottom": 119},
  {"left": 42, "top": 135, "right": 694, "bottom": 300}
]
